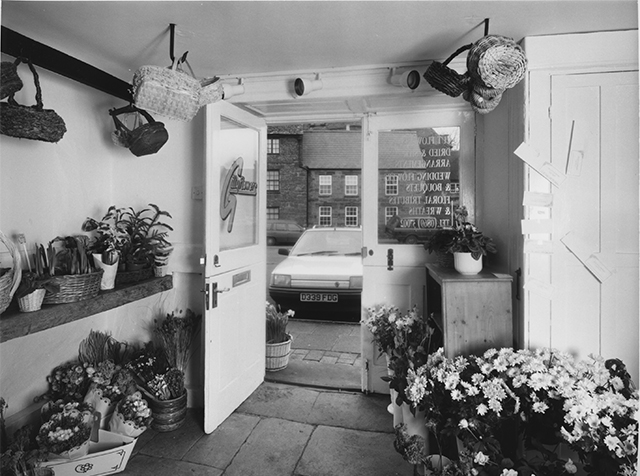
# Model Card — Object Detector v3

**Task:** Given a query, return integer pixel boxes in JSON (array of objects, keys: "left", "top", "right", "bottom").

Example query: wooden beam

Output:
[{"left": 1, "top": 26, "right": 132, "bottom": 102}]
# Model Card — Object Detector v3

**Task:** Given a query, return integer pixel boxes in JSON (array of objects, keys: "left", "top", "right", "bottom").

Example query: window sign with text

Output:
[{"left": 378, "top": 127, "right": 461, "bottom": 244}]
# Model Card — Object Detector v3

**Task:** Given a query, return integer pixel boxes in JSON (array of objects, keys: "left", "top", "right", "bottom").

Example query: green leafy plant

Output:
[
  {"left": 39, "top": 236, "right": 95, "bottom": 276},
  {"left": 120, "top": 204, "right": 173, "bottom": 270},
  {"left": 81, "top": 206, "right": 130, "bottom": 265},
  {"left": 266, "top": 301, "right": 293, "bottom": 344},
  {"left": 14, "top": 271, "right": 58, "bottom": 300},
  {"left": 1, "top": 418, "right": 47, "bottom": 476},
  {"left": 425, "top": 206, "right": 497, "bottom": 260}
]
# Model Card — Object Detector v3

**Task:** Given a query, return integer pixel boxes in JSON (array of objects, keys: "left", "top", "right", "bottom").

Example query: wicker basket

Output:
[
  {"left": 467, "top": 35, "right": 527, "bottom": 90},
  {"left": 423, "top": 43, "right": 472, "bottom": 97},
  {"left": 0, "top": 230, "right": 21, "bottom": 315},
  {"left": 115, "top": 267, "right": 153, "bottom": 286},
  {"left": 266, "top": 334, "right": 293, "bottom": 372},
  {"left": 43, "top": 270, "right": 103, "bottom": 304},
  {"left": 18, "top": 288, "right": 46, "bottom": 312}
]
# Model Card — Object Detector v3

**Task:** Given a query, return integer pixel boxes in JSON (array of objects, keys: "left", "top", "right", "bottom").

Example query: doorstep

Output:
[{"left": 265, "top": 359, "right": 361, "bottom": 391}]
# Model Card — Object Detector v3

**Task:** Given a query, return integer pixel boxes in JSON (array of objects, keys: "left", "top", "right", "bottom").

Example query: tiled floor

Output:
[{"left": 120, "top": 321, "right": 414, "bottom": 476}]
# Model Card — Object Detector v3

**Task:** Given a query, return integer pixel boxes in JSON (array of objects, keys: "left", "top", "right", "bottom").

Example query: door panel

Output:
[
  {"left": 203, "top": 102, "right": 267, "bottom": 433},
  {"left": 361, "top": 110, "right": 475, "bottom": 393},
  {"left": 550, "top": 72, "right": 638, "bottom": 383}
]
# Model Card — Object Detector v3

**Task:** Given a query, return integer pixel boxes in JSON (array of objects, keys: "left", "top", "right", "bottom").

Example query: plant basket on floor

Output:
[
  {"left": 43, "top": 270, "right": 103, "bottom": 304},
  {"left": 266, "top": 334, "right": 292, "bottom": 372},
  {"left": 138, "top": 386, "right": 187, "bottom": 432}
]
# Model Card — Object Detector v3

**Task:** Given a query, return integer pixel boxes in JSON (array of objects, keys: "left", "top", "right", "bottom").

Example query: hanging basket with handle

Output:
[
  {"left": 0, "top": 57, "right": 67, "bottom": 143},
  {"left": 423, "top": 43, "right": 473, "bottom": 97},
  {"left": 110, "top": 105, "right": 169, "bottom": 157},
  {"left": 0, "top": 230, "right": 22, "bottom": 315},
  {"left": 466, "top": 34, "right": 527, "bottom": 90}
]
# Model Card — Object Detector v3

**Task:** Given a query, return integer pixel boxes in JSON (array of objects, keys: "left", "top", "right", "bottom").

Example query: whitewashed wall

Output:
[{"left": 0, "top": 56, "right": 206, "bottom": 426}]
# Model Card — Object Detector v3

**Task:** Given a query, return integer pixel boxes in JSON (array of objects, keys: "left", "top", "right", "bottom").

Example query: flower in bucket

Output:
[
  {"left": 362, "top": 304, "right": 399, "bottom": 355},
  {"left": 37, "top": 402, "right": 93, "bottom": 458},
  {"left": 109, "top": 392, "right": 152, "bottom": 438},
  {"left": 266, "top": 301, "right": 294, "bottom": 344}
]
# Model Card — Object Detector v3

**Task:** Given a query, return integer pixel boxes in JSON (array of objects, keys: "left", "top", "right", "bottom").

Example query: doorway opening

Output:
[{"left": 265, "top": 121, "right": 363, "bottom": 391}]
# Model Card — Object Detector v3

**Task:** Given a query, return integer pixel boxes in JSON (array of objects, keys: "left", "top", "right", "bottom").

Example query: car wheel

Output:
[
  {"left": 267, "top": 237, "right": 276, "bottom": 246},
  {"left": 404, "top": 235, "right": 418, "bottom": 245}
]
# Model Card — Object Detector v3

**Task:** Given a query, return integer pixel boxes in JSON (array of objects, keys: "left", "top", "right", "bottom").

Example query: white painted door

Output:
[
  {"left": 548, "top": 71, "right": 639, "bottom": 382},
  {"left": 203, "top": 101, "right": 267, "bottom": 433},
  {"left": 361, "top": 110, "right": 475, "bottom": 393}
]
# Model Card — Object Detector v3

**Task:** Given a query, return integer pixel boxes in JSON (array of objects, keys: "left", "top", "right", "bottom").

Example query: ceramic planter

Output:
[{"left": 453, "top": 252, "right": 483, "bottom": 275}]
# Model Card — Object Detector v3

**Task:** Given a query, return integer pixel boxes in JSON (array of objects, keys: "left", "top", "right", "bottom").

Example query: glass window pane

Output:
[
  {"left": 219, "top": 117, "right": 260, "bottom": 251},
  {"left": 378, "top": 127, "right": 461, "bottom": 244}
]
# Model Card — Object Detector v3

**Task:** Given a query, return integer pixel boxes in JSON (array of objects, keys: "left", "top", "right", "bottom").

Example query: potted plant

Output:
[
  {"left": 82, "top": 206, "right": 130, "bottom": 289},
  {"left": 265, "top": 300, "right": 294, "bottom": 371},
  {"left": 120, "top": 204, "right": 173, "bottom": 272},
  {"left": 14, "top": 271, "right": 58, "bottom": 312},
  {"left": 38, "top": 236, "right": 102, "bottom": 304},
  {"left": 424, "top": 206, "right": 496, "bottom": 275}
]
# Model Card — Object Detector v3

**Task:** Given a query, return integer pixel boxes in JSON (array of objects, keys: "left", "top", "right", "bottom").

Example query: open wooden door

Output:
[
  {"left": 361, "top": 110, "right": 475, "bottom": 393},
  {"left": 203, "top": 101, "right": 267, "bottom": 433}
]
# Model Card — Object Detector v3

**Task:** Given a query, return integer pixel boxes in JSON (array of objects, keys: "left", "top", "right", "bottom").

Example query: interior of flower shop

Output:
[{"left": 0, "top": 1, "right": 638, "bottom": 476}]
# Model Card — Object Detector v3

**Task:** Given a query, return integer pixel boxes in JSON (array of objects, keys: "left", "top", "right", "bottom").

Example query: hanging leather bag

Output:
[
  {"left": 0, "top": 57, "right": 67, "bottom": 143},
  {"left": 110, "top": 105, "right": 168, "bottom": 157}
]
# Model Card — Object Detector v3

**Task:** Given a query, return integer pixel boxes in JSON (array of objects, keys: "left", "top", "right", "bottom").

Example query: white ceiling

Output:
[{"left": 1, "top": 1, "right": 638, "bottom": 121}]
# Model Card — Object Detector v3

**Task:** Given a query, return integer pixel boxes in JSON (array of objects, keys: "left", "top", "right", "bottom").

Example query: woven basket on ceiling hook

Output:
[{"left": 423, "top": 43, "right": 473, "bottom": 97}]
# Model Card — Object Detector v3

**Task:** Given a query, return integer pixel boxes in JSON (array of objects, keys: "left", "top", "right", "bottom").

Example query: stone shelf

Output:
[{"left": 0, "top": 275, "right": 173, "bottom": 343}]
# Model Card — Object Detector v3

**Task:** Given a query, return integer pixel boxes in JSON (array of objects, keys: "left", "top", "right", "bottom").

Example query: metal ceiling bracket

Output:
[{"left": 484, "top": 18, "right": 490, "bottom": 36}]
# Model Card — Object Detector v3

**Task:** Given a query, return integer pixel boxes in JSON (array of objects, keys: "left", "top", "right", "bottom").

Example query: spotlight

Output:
[
  {"left": 222, "top": 79, "right": 245, "bottom": 99},
  {"left": 390, "top": 68, "right": 421, "bottom": 90},
  {"left": 293, "top": 75, "right": 323, "bottom": 97}
]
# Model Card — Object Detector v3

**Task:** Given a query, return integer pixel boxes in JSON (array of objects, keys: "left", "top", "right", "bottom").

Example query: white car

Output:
[{"left": 268, "top": 227, "right": 362, "bottom": 321}]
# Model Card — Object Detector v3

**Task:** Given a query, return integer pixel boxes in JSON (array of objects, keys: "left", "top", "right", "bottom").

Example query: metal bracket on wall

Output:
[{"left": 1, "top": 26, "right": 133, "bottom": 102}]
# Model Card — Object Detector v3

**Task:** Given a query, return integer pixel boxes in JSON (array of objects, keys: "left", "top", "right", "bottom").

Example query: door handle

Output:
[
  {"left": 212, "top": 282, "right": 230, "bottom": 308},
  {"left": 387, "top": 248, "right": 394, "bottom": 271}
]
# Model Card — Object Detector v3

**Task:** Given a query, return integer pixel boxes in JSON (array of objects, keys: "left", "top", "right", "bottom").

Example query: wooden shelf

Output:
[{"left": 0, "top": 275, "right": 173, "bottom": 343}]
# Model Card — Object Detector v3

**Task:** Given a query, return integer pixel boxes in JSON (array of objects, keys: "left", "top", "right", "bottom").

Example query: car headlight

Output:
[
  {"left": 349, "top": 276, "right": 363, "bottom": 289},
  {"left": 271, "top": 274, "right": 291, "bottom": 287}
]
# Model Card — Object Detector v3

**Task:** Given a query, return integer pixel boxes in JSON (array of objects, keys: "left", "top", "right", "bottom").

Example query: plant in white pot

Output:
[
  {"left": 265, "top": 300, "right": 294, "bottom": 372},
  {"left": 82, "top": 206, "right": 130, "bottom": 290},
  {"left": 425, "top": 206, "right": 496, "bottom": 275}
]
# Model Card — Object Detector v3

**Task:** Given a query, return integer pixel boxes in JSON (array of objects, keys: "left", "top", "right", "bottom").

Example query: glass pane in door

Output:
[
  {"left": 378, "top": 127, "right": 461, "bottom": 244},
  {"left": 219, "top": 117, "right": 259, "bottom": 251}
]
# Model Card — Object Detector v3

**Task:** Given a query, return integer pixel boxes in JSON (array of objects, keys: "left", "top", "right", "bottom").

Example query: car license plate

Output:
[{"left": 300, "top": 293, "right": 338, "bottom": 303}]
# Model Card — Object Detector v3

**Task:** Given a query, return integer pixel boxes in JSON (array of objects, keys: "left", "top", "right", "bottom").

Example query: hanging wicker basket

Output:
[
  {"left": 467, "top": 35, "right": 527, "bottom": 90},
  {"left": 423, "top": 43, "right": 473, "bottom": 97},
  {"left": 0, "top": 230, "right": 22, "bottom": 315}
]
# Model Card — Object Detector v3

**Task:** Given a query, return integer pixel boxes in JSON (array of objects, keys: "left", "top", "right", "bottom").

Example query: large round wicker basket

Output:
[{"left": 0, "top": 230, "right": 21, "bottom": 314}]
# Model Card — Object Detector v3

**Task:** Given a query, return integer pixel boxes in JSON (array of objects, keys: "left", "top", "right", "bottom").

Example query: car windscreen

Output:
[{"left": 291, "top": 231, "right": 361, "bottom": 256}]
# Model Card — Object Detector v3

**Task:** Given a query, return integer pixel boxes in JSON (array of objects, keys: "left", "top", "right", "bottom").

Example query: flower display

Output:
[
  {"left": 37, "top": 402, "right": 93, "bottom": 458},
  {"left": 404, "top": 347, "right": 638, "bottom": 476},
  {"left": 43, "top": 362, "right": 92, "bottom": 403},
  {"left": 127, "top": 349, "right": 185, "bottom": 401},
  {"left": 362, "top": 304, "right": 400, "bottom": 355},
  {"left": 108, "top": 392, "right": 153, "bottom": 437},
  {"left": 266, "top": 301, "right": 294, "bottom": 344}
]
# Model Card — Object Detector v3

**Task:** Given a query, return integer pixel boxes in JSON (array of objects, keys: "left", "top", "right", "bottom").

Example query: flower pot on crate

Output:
[
  {"left": 92, "top": 254, "right": 119, "bottom": 290},
  {"left": 453, "top": 252, "right": 483, "bottom": 275},
  {"left": 18, "top": 288, "right": 46, "bottom": 312},
  {"left": 265, "top": 334, "right": 292, "bottom": 372},
  {"left": 139, "top": 387, "right": 187, "bottom": 432}
]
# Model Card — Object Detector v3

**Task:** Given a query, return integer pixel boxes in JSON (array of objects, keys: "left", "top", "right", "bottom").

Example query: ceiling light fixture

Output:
[
  {"left": 389, "top": 68, "right": 421, "bottom": 90},
  {"left": 222, "top": 79, "right": 245, "bottom": 99},
  {"left": 293, "top": 74, "right": 323, "bottom": 97}
]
